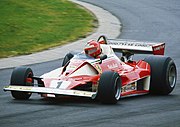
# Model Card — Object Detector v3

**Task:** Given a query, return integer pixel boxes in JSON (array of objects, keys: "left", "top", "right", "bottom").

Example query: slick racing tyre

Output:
[
  {"left": 62, "top": 52, "right": 74, "bottom": 67},
  {"left": 98, "top": 71, "right": 121, "bottom": 104},
  {"left": 144, "top": 55, "right": 177, "bottom": 95},
  {"left": 10, "top": 67, "right": 34, "bottom": 99}
]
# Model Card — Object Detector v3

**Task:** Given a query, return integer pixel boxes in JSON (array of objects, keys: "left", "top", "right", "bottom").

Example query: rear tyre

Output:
[
  {"left": 144, "top": 55, "right": 177, "bottom": 95},
  {"left": 98, "top": 71, "right": 121, "bottom": 104},
  {"left": 62, "top": 52, "right": 74, "bottom": 67},
  {"left": 10, "top": 67, "right": 34, "bottom": 99}
]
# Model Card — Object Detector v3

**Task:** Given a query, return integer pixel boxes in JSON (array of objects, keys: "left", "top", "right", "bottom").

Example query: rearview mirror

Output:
[
  {"left": 100, "top": 55, "right": 107, "bottom": 60},
  {"left": 99, "top": 55, "right": 107, "bottom": 64}
]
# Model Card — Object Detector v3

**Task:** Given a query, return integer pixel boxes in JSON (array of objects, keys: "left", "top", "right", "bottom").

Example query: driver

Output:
[{"left": 84, "top": 40, "right": 101, "bottom": 58}]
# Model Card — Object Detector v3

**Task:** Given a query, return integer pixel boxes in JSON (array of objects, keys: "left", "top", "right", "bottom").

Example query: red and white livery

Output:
[{"left": 4, "top": 35, "right": 177, "bottom": 104}]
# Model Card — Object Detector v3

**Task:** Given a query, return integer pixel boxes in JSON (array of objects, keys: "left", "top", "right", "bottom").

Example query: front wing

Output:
[{"left": 4, "top": 85, "right": 96, "bottom": 98}]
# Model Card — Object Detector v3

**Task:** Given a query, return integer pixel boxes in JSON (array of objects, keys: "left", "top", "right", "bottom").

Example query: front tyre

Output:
[
  {"left": 10, "top": 67, "right": 34, "bottom": 99},
  {"left": 98, "top": 71, "right": 121, "bottom": 104},
  {"left": 144, "top": 56, "right": 177, "bottom": 95}
]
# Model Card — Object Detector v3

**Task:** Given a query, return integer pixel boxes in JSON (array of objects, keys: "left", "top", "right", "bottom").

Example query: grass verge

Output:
[{"left": 0, "top": 0, "right": 97, "bottom": 58}]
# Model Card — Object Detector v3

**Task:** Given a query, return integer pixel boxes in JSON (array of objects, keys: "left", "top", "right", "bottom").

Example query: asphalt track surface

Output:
[{"left": 1, "top": 0, "right": 180, "bottom": 127}]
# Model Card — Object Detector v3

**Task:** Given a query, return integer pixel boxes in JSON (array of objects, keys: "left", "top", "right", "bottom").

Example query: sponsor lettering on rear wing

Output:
[{"left": 107, "top": 39, "right": 165, "bottom": 55}]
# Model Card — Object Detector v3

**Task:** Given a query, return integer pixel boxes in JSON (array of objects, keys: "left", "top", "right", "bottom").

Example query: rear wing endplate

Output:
[{"left": 107, "top": 39, "right": 165, "bottom": 55}]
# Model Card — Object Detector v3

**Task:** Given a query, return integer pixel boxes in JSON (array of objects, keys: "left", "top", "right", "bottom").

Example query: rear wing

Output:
[{"left": 107, "top": 39, "right": 165, "bottom": 55}]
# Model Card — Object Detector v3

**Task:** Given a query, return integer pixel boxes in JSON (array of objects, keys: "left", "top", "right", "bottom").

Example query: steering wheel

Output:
[{"left": 97, "top": 35, "right": 108, "bottom": 44}]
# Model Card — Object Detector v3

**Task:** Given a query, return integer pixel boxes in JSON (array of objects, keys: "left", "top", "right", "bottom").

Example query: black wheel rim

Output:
[
  {"left": 168, "top": 65, "right": 176, "bottom": 88},
  {"left": 114, "top": 77, "right": 121, "bottom": 100}
]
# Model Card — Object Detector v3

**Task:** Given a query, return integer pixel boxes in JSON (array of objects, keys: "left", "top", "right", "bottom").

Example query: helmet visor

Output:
[{"left": 85, "top": 47, "right": 97, "bottom": 55}]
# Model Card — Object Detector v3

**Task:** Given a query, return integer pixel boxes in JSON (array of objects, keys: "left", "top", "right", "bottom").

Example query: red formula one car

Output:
[{"left": 4, "top": 36, "right": 177, "bottom": 104}]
